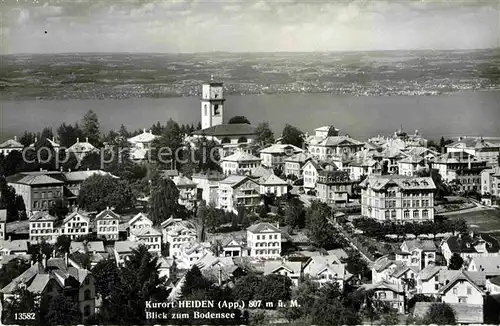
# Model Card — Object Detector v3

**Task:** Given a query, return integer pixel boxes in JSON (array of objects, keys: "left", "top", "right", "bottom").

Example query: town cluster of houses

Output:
[
  {"left": 1, "top": 80, "right": 500, "bottom": 323},
  {"left": 369, "top": 231, "right": 500, "bottom": 324}
]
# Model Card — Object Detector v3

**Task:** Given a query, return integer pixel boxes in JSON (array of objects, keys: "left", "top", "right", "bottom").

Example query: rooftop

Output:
[{"left": 192, "top": 123, "right": 257, "bottom": 137}]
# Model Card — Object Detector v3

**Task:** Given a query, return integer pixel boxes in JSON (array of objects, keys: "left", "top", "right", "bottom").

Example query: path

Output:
[{"left": 327, "top": 217, "right": 374, "bottom": 264}]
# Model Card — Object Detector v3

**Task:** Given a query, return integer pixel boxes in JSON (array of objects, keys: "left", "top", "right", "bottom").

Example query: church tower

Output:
[{"left": 201, "top": 77, "right": 225, "bottom": 130}]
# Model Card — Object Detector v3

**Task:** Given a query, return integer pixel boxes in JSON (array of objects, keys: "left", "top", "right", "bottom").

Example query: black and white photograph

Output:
[{"left": 0, "top": 0, "right": 499, "bottom": 325}]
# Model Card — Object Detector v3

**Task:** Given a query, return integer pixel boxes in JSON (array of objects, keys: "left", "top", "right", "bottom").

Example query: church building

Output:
[{"left": 191, "top": 79, "right": 259, "bottom": 156}]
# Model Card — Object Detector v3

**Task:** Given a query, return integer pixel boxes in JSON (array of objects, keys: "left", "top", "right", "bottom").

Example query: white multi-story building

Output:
[
  {"left": 29, "top": 211, "right": 58, "bottom": 243},
  {"left": 441, "top": 232, "right": 500, "bottom": 265},
  {"left": 307, "top": 135, "right": 365, "bottom": 161},
  {"left": 439, "top": 270, "right": 485, "bottom": 305},
  {"left": 259, "top": 144, "right": 304, "bottom": 169},
  {"left": 218, "top": 175, "right": 260, "bottom": 213},
  {"left": 446, "top": 136, "right": 500, "bottom": 166},
  {"left": 95, "top": 208, "right": 121, "bottom": 240},
  {"left": 359, "top": 175, "right": 436, "bottom": 222},
  {"left": 302, "top": 160, "right": 337, "bottom": 190},
  {"left": 59, "top": 211, "right": 90, "bottom": 240},
  {"left": 246, "top": 222, "right": 281, "bottom": 259},
  {"left": 431, "top": 151, "right": 487, "bottom": 192},
  {"left": 395, "top": 239, "right": 437, "bottom": 270},
  {"left": 129, "top": 227, "right": 162, "bottom": 256},
  {"left": 316, "top": 170, "right": 352, "bottom": 204},
  {"left": 221, "top": 150, "right": 261, "bottom": 175},
  {"left": 343, "top": 159, "right": 380, "bottom": 181},
  {"left": 284, "top": 153, "right": 311, "bottom": 178},
  {"left": 161, "top": 218, "right": 198, "bottom": 258},
  {"left": 416, "top": 265, "right": 447, "bottom": 296},
  {"left": 192, "top": 172, "right": 224, "bottom": 206},
  {"left": 481, "top": 167, "right": 500, "bottom": 198}
]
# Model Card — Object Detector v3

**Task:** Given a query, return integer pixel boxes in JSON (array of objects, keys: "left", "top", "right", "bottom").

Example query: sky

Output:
[{"left": 0, "top": 0, "right": 499, "bottom": 54}]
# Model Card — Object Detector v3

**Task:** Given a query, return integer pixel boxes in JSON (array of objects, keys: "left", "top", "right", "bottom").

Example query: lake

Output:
[{"left": 1, "top": 90, "right": 499, "bottom": 141}]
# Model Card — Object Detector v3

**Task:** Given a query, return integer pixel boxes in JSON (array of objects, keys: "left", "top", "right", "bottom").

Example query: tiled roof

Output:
[
  {"left": 469, "top": 256, "right": 500, "bottom": 276},
  {"left": 131, "top": 226, "right": 162, "bottom": 237},
  {"left": 433, "top": 151, "right": 484, "bottom": 164},
  {"left": 413, "top": 302, "right": 483, "bottom": 324},
  {"left": 68, "top": 140, "right": 97, "bottom": 152},
  {"left": 359, "top": 175, "right": 436, "bottom": 191},
  {"left": 418, "top": 264, "right": 447, "bottom": 281},
  {"left": 192, "top": 124, "right": 258, "bottom": 137},
  {"left": 27, "top": 274, "right": 50, "bottom": 294},
  {"left": 222, "top": 151, "right": 261, "bottom": 162},
  {"left": 95, "top": 209, "right": 121, "bottom": 221},
  {"left": 284, "top": 152, "right": 311, "bottom": 163},
  {"left": 70, "top": 241, "right": 105, "bottom": 254},
  {"left": 29, "top": 211, "right": 57, "bottom": 222},
  {"left": 64, "top": 170, "right": 117, "bottom": 181},
  {"left": 360, "top": 280, "right": 404, "bottom": 293},
  {"left": 445, "top": 233, "right": 500, "bottom": 254},
  {"left": 0, "top": 139, "right": 23, "bottom": 148},
  {"left": 259, "top": 144, "right": 304, "bottom": 154},
  {"left": 62, "top": 212, "right": 90, "bottom": 225},
  {"left": 391, "top": 264, "right": 419, "bottom": 278},
  {"left": 438, "top": 270, "right": 486, "bottom": 292},
  {"left": 304, "top": 255, "right": 346, "bottom": 279},
  {"left": 247, "top": 222, "right": 280, "bottom": 233},
  {"left": 128, "top": 130, "right": 159, "bottom": 143},
  {"left": 260, "top": 174, "right": 287, "bottom": 186},
  {"left": 128, "top": 212, "right": 152, "bottom": 227},
  {"left": 249, "top": 166, "right": 274, "bottom": 179},
  {"left": 114, "top": 240, "right": 141, "bottom": 253},
  {"left": 220, "top": 175, "right": 256, "bottom": 188},
  {"left": 7, "top": 173, "right": 64, "bottom": 185},
  {"left": 403, "top": 239, "right": 437, "bottom": 252},
  {"left": 0, "top": 240, "right": 28, "bottom": 252},
  {"left": 263, "top": 261, "right": 302, "bottom": 275},
  {"left": 173, "top": 175, "right": 197, "bottom": 187},
  {"left": 371, "top": 255, "right": 396, "bottom": 273},
  {"left": 309, "top": 136, "right": 364, "bottom": 147}
]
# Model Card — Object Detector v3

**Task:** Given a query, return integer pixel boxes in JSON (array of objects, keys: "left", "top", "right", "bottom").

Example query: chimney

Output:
[
  {"left": 85, "top": 137, "right": 89, "bottom": 143},
  {"left": 106, "top": 206, "right": 110, "bottom": 211},
  {"left": 143, "top": 128, "right": 146, "bottom": 133},
  {"left": 65, "top": 252, "right": 68, "bottom": 267},
  {"left": 76, "top": 137, "right": 80, "bottom": 143},
  {"left": 468, "top": 155, "right": 471, "bottom": 170},
  {"left": 14, "top": 136, "right": 17, "bottom": 141},
  {"left": 52, "top": 136, "right": 55, "bottom": 142},
  {"left": 276, "top": 222, "right": 279, "bottom": 229},
  {"left": 42, "top": 254, "right": 47, "bottom": 270}
]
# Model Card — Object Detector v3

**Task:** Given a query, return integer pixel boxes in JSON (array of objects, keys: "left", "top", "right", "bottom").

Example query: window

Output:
[
  {"left": 404, "top": 210, "right": 410, "bottom": 219},
  {"left": 393, "top": 292, "right": 397, "bottom": 299},
  {"left": 453, "top": 287, "right": 457, "bottom": 294},
  {"left": 84, "top": 289, "right": 91, "bottom": 300},
  {"left": 435, "top": 284, "right": 439, "bottom": 290},
  {"left": 467, "top": 287, "right": 472, "bottom": 295},
  {"left": 391, "top": 210, "right": 396, "bottom": 218},
  {"left": 423, "top": 210, "right": 429, "bottom": 218},
  {"left": 204, "top": 104, "right": 208, "bottom": 116},
  {"left": 213, "top": 104, "right": 220, "bottom": 115},
  {"left": 413, "top": 210, "right": 419, "bottom": 218}
]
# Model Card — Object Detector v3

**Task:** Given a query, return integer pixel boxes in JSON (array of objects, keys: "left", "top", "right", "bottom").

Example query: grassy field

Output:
[{"left": 445, "top": 208, "right": 500, "bottom": 240}]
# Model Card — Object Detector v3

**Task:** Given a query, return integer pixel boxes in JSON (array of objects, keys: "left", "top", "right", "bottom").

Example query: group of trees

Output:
[
  {"left": 0, "top": 176, "right": 27, "bottom": 222},
  {"left": 351, "top": 217, "right": 468, "bottom": 240}
]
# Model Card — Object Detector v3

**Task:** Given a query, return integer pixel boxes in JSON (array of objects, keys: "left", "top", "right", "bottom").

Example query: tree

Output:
[
  {"left": 233, "top": 274, "right": 261, "bottom": 303},
  {"left": 150, "top": 119, "right": 184, "bottom": 167},
  {"left": 342, "top": 251, "right": 368, "bottom": 279},
  {"left": 18, "top": 131, "right": 36, "bottom": 147},
  {"left": 228, "top": 116, "right": 251, "bottom": 124},
  {"left": 57, "top": 123, "right": 83, "bottom": 148},
  {"left": 148, "top": 177, "right": 180, "bottom": 225},
  {"left": 257, "top": 274, "right": 293, "bottom": 304},
  {"left": 255, "top": 122, "right": 275, "bottom": 146},
  {"left": 281, "top": 124, "right": 304, "bottom": 148},
  {"left": 55, "top": 235, "right": 71, "bottom": 254},
  {"left": 41, "top": 127, "right": 54, "bottom": 140},
  {"left": 181, "top": 265, "right": 212, "bottom": 298},
  {"left": 448, "top": 253, "right": 464, "bottom": 270},
  {"left": 310, "top": 283, "right": 361, "bottom": 326},
  {"left": 48, "top": 198, "right": 69, "bottom": 220},
  {"left": 2, "top": 286, "right": 40, "bottom": 325},
  {"left": 41, "top": 294, "right": 81, "bottom": 325},
  {"left": 92, "top": 259, "right": 121, "bottom": 300},
  {"left": 101, "top": 245, "right": 168, "bottom": 324},
  {"left": 0, "top": 258, "right": 30, "bottom": 288},
  {"left": 327, "top": 126, "right": 339, "bottom": 137},
  {"left": 284, "top": 198, "right": 305, "bottom": 230},
  {"left": 81, "top": 110, "right": 100, "bottom": 146},
  {"left": 306, "top": 201, "right": 345, "bottom": 250},
  {"left": 422, "top": 302, "right": 457, "bottom": 325},
  {"left": 77, "top": 175, "right": 135, "bottom": 213}
]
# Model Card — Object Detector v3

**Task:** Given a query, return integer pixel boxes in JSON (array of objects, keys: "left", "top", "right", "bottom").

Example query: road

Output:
[{"left": 327, "top": 217, "right": 374, "bottom": 264}]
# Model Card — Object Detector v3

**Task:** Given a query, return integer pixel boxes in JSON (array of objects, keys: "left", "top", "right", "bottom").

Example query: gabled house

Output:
[
  {"left": 371, "top": 255, "right": 400, "bottom": 284},
  {"left": 177, "top": 241, "right": 214, "bottom": 270},
  {"left": 0, "top": 240, "right": 29, "bottom": 256},
  {"left": 316, "top": 170, "right": 352, "bottom": 204},
  {"left": 128, "top": 227, "right": 162, "bottom": 256},
  {"left": 395, "top": 239, "right": 437, "bottom": 270},
  {"left": 307, "top": 135, "right": 364, "bottom": 161},
  {"left": 59, "top": 211, "right": 90, "bottom": 240},
  {"left": 359, "top": 281, "right": 405, "bottom": 314},
  {"left": 68, "top": 137, "right": 98, "bottom": 161},
  {"left": 1, "top": 257, "right": 96, "bottom": 322},
  {"left": 439, "top": 270, "right": 486, "bottom": 306},
  {"left": 302, "top": 160, "right": 337, "bottom": 190},
  {"left": 284, "top": 153, "right": 312, "bottom": 178},
  {"left": 263, "top": 260, "right": 302, "bottom": 286},
  {"left": 127, "top": 128, "right": 160, "bottom": 161},
  {"left": 416, "top": 264, "right": 447, "bottom": 296},
  {"left": 29, "top": 211, "right": 58, "bottom": 243},
  {"left": 127, "top": 212, "right": 153, "bottom": 231},
  {"left": 0, "top": 137, "right": 23, "bottom": 156},
  {"left": 468, "top": 256, "right": 500, "bottom": 279},
  {"left": 247, "top": 222, "right": 281, "bottom": 259},
  {"left": 441, "top": 232, "right": 500, "bottom": 265},
  {"left": 303, "top": 254, "right": 350, "bottom": 289},
  {"left": 161, "top": 218, "right": 197, "bottom": 258},
  {"left": 219, "top": 238, "right": 246, "bottom": 257},
  {"left": 259, "top": 174, "right": 288, "bottom": 197},
  {"left": 95, "top": 208, "right": 121, "bottom": 240},
  {"left": 259, "top": 144, "right": 304, "bottom": 169},
  {"left": 218, "top": 175, "right": 260, "bottom": 213},
  {"left": 388, "top": 264, "right": 419, "bottom": 292},
  {"left": 221, "top": 150, "right": 262, "bottom": 176}
]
